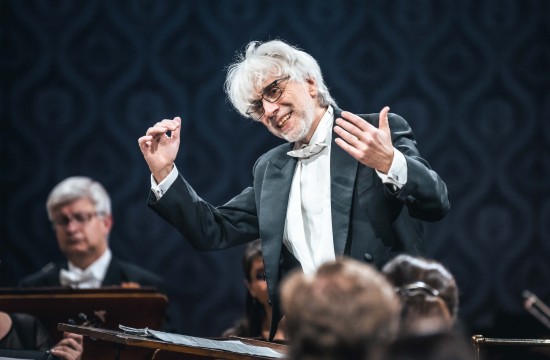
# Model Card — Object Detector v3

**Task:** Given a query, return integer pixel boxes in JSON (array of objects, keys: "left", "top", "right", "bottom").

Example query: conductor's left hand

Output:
[{"left": 334, "top": 106, "right": 394, "bottom": 174}]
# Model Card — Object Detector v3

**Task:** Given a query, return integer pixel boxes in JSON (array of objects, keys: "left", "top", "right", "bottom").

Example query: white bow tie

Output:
[
  {"left": 287, "top": 142, "right": 327, "bottom": 159},
  {"left": 60, "top": 268, "right": 99, "bottom": 288}
]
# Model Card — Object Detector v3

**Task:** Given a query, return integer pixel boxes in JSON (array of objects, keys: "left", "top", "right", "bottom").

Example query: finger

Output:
[
  {"left": 49, "top": 348, "right": 71, "bottom": 359},
  {"left": 170, "top": 117, "right": 182, "bottom": 140},
  {"left": 333, "top": 123, "right": 360, "bottom": 147},
  {"left": 139, "top": 117, "right": 181, "bottom": 153},
  {"left": 50, "top": 344, "right": 80, "bottom": 357},
  {"left": 154, "top": 117, "right": 181, "bottom": 150},
  {"left": 157, "top": 118, "right": 181, "bottom": 130},
  {"left": 334, "top": 137, "right": 363, "bottom": 161},
  {"left": 64, "top": 332, "right": 83, "bottom": 345},
  {"left": 145, "top": 126, "right": 168, "bottom": 138},
  {"left": 340, "top": 111, "right": 376, "bottom": 132},
  {"left": 56, "top": 338, "right": 77, "bottom": 348},
  {"left": 145, "top": 118, "right": 180, "bottom": 137},
  {"left": 138, "top": 135, "right": 154, "bottom": 149},
  {"left": 50, "top": 347, "right": 80, "bottom": 360},
  {"left": 378, "top": 106, "right": 390, "bottom": 132},
  {"left": 145, "top": 125, "right": 170, "bottom": 137},
  {"left": 55, "top": 336, "right": 83, "bottom": 352},
  {"left": 335, "top": 117, "right": 373, "bottom": 144},
  {"left": 138, "top": 135, "right": 158, "bottom": 153}
]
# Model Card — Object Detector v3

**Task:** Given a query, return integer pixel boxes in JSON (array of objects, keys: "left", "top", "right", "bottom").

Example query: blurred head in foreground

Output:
[{"left": 281, "top": 257, "right": 401, "bottom": 360}]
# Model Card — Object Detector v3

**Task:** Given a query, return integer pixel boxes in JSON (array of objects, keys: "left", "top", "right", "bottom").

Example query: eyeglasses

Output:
[
  {"left": 52, "top": 212, "right": 102, "bottom": 228},
  {"left": 246, "top": 76, "right": 290, "bottom": 121}
]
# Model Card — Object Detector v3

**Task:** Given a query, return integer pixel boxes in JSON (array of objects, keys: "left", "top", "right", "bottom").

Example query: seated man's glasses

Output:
[
  {"left": 246, "top": 76, "right": 290, "bottom": 121},
  {"left": 52, "top": 212, "right": 102, "bottom": 228}
]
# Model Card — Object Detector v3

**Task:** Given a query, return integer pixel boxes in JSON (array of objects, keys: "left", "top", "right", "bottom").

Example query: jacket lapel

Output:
[
  {"left": 258, "top": 145, "right": 296, "bottom": 303},
  {"left": 331, "top": 108, "right": 359, "bottom": 256},
  {"left": 102, "top": 257, "right": 122, "bottom": 286}
]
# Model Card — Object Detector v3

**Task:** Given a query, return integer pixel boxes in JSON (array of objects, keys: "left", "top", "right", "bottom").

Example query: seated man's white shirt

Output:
[{"left": 60, "top": 248, "right": 112, "bottom": 288}]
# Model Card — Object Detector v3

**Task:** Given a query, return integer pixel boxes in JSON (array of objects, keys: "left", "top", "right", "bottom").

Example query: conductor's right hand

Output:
[{"left": 138, "top": 117, "right": 181, "bottom": 183}]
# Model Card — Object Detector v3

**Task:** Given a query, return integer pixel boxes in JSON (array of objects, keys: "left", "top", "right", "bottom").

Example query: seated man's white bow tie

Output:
[
  {"left": 60, "top": 268, "right": 99, "bottom": 288},
  {"left": 287, "top": 142, "right": 327, "bottom": 159}
]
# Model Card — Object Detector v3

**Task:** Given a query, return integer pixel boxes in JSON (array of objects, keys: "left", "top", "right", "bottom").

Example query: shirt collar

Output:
[
  {"left": 68, "top": 248, "right": 112, "bottom": 281},
  {"left": 293, "top": 105, "right": 334, "bottom": 150}
]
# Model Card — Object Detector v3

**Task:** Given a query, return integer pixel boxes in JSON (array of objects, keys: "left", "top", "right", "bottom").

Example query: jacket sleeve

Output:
[
  {"left": 386, "top": 113, "right": 450, "bottom": 221},
  {"left": 148, "top": 174, "right": 260, "bottom": 250}
]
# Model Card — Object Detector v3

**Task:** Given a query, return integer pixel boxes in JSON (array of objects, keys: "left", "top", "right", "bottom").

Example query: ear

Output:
[
  {"left": 102, "top": 213, "right": 113, "bottom": 233},
  {"left": 306, "top": 78, "right": 318, "bottom": 97}
]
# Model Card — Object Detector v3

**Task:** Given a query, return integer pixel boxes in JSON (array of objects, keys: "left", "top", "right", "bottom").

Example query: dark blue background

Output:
[{"left": 2, "top": 0, "right": 549, "bottom": 340}]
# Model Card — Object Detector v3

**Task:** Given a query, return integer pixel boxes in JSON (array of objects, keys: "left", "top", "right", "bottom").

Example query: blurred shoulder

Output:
[{"left": 18, "top": 262, "right": 62, "bottom": 287}]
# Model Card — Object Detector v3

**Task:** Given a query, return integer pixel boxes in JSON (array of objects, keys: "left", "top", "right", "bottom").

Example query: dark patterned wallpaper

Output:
[{"left": 1, "top": 0, "right": 549, "bottom": 341}]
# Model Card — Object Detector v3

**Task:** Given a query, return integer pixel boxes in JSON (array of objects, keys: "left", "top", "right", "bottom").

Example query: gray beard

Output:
[{"left": 282, "top": 108, "right": 314, "bottom": 143}]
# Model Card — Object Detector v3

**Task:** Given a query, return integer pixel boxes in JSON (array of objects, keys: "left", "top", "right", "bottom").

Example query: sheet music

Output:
[{"left": 119, "top": 325, "right": 285, "bottom": 358}]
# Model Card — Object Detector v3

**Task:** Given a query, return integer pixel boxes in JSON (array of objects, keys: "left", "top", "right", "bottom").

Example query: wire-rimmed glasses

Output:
[{"left": 245, "top": 76, "right": 290, "bottom": 121}]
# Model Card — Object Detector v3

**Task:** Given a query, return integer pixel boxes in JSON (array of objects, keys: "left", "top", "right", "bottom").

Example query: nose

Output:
[
  {"left": 262, "top": 99, "right": 279, "bottom": 118},
  {"left": 65, "top": 218, "right": 81, "bottom": 232}
]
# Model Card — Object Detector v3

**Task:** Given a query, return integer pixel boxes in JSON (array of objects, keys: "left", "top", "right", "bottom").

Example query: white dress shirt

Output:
[
  {"left": 284, "top": 106, "right": 335, "bottom": 275},
  {"left": 60, "top": 248, "right": 112, "bottom": 288}
]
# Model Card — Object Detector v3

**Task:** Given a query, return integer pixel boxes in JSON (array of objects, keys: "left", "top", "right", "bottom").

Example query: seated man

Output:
[
  {"left": 19, "top": 176, "right": 166, "bottom": 290},
  {"left": 280, "top": 257, "right": 401, "bottom": 360}
]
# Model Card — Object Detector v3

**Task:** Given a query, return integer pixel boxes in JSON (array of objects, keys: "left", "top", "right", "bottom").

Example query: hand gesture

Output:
[
  {"left": 138, "top": 117, "right": 181, "bottom": 183},
  {"left": 334, "top": 106, "right": 394, "bottom": 173},
  {"left": 49, "top": 332, "right": 83, "bottom": 360}
]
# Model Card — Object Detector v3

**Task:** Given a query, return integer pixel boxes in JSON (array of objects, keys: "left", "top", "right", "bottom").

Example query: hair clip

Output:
[{"left": 395, "top": 281, "right": 440, "bottom": 297}]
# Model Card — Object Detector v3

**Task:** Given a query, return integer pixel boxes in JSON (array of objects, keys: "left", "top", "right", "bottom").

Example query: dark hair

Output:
[
  {"left": 382, "top": 254, "right": 459, "bottom": 332},
  {"left": 222, "top": 239, "right": 265, "bottom": 339},
  {"left": 241, "top": 239, "right": 262, "bottom": 281}
]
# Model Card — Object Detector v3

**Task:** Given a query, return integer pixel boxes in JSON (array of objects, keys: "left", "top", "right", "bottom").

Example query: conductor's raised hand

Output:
[
  {"left": 334, "top": 106, "right": 394, "bottom": 173},
  {"left": 138, "top": 117, "right": 181, "bottom": 183}
]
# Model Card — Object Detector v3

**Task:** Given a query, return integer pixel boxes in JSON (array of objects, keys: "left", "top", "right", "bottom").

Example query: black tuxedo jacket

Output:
[
  {"left": 18, "top": 256, "right": 166, "bottom": 290},
  {"left": 17, "top": 255, "right": 177, "bottom": 332},
  {"left": 148, "top": 109, "right": 450, "bottom": 337}
]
